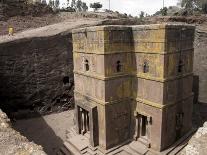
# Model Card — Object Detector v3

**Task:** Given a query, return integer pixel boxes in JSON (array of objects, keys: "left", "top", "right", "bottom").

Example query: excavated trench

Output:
[
  {"left": 0, "top": 21, "right": 207, "bottom": 154},
  {"left": 0, "top": 32, "right": 74, "bottom": 119},
  {"left": 0, "top": 30, "right": 75, "bottom": 154}
]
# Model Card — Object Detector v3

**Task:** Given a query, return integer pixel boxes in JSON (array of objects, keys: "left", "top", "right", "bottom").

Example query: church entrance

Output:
[
  {"left": 79, "top": 107, "right": 90, "bottom": 136},
  {"left": 75, "top": 103, "right": 99, "bottom": 147},
  {"left": 140, "top": 115, "right": 148, "bottom": 139},
  {"left": 134, "top": 113, "right": 151, "bottom": 147}
]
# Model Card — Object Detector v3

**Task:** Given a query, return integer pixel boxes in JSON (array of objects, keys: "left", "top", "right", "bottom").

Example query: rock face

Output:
[
  {"left": 0, "top": 32, "right": 73, "bottom": 115},
  {"left": 0, "top": 18, "right": 103, "bottom": 116},
  {"left": 0, "top": 109, "right": 46, "bottom": 155},
  {"left": 194, "top": 26, "right": 207, "bottom": 104},
  {"left": 181, "top": 122, "right": 207, "bottom": 155}
]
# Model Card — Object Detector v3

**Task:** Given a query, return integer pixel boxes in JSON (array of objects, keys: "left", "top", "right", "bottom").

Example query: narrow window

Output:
[
  {"left": 85, "top": 59, "right": 89, "bottom": 71},
  {"left": 143, "top": 61, "right": 149, "bottom": 73},
  {"left": 176, "top": 112, "right": 184, "bottom": 129},
  {"left": 116, "top": 61, "right": 121, "bottom": 72},
  {"left": 178, "top": 60, "right": 183, "bottom": 73}
]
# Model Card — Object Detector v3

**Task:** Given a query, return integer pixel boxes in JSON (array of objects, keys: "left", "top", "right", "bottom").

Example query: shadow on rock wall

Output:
[{"left": 0, "top": 33, "right": 74, "bottom": 117}]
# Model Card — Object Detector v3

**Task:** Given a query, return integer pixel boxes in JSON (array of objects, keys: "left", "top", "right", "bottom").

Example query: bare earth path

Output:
[{"left": 0, "top": 18, "right": 104, "bottom": 44}]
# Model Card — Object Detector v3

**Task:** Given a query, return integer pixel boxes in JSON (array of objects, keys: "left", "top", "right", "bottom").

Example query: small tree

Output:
[
  {"left": 90, "top": 2, "right": 102, "bottom": 12},
  {"left": 76, "top": 0, "right": 83, "bottom": 11},
  {"left": 181, "top": 0, "right": 194, "bottom": 9},
  {"left": 69, "top": 0, "right": 88, "bottom": 12},
  {"left": 67, "top": 0, "right": 70, "bottom": 7},
  {"left": 202, "top": 2, "right": 207, "bottom": 13},
  {"left": 139, "top": 11, "right": 145, "bottom": 18},
  {"left": 198, "top": 0, "right": 207, "bottom": 13},
  {"left": 54, "top": 0, "right": 60, "bottom": 8},
  {"left": 71, "top": 0, "right": 77, "bottom": 10},
  {"left": 180, "top": 0, "right": 207, "bottom": 14},
  {"left": 49, "top": 0, "right": 54, "bottom": 8},
  {"left": 82, "top": 2, "right": 88, "bottom": 12},
  {"left": 160, "top": 7, "right": 168, "bottom": 16}
]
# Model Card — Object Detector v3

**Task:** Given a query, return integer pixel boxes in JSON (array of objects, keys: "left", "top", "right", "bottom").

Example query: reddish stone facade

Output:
[{"left": 70, "top": 24, "right": 195, "bottom": 154}]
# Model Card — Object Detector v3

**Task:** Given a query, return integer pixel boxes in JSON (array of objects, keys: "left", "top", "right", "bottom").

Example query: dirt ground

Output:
[
  {"left": 0, "top": 17, "right": 103, "bottom": 43},
  {"left": 12, "top": 110, "right": 74, "bottom": 155},
  {"left": 0, "top": 11, "right": 126, "bottom": 36}
]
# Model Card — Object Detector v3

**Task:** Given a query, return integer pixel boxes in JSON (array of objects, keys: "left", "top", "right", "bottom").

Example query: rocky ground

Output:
[
  {"left": 0, "top": 109, "right": 46, "bottom": 155},
  {"left": 181, "top": 122, "right": 207, "bottom": 155},
  {"left": 178, "top": 103, "right": 207, "bottom": 155},
  {"left": 0, "top": 18, "right": 103, "bottom": 44},
  {"left": 0, "top": 14, "right": 62, "bottom": 36}
]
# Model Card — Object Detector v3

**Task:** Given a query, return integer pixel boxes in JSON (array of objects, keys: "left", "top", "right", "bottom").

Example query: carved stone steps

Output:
[
  {"left": 64, "top": 128, "right": 160, "bottom": 155},
  {"left": 66, "top": 134, "right": 89, "bottom": 152},
  {"left": 137, "top": 137, "right": 150, "bottom": 148},
  {"left": 63, "top": 141, "right": 82, "bottom": 155},
  {"left": 82, "top": 147, "right": 97, "bottom": 155},
  {"left": 128, "top": 141, "right": 148, "bottom": 155},
  {"left": 122, "top": 146, "right": 141, "bottom": 155}
]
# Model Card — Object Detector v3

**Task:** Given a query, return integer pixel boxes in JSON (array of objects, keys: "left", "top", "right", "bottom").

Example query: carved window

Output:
[
  {"left": 116, "top": 61, "right": 122, "bottom": 72},
  {"left": 176, "top": 112, "right": 184, "bottom": 130},
  {"left": 143, "top": 61, "right": 149, "bottom": 73},
  {"left": 178, "top": 60, "right": 184, "bottom": 73},
  {"left": 85, "top": 59, "right": 89, "bottom": 71}
]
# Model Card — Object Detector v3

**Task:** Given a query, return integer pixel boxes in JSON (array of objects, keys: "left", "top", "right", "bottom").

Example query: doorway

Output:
[
  {"left": 79, "top": 107, "right": 90, "bottom": 136},
  {"left": 134, "top": 113, "right": 151, "bottom": 147},
  {"left": 140, "top": 115, "right": 147, "bottom": 139},
  {"left": 75, "top": 104, "right": 98, "bottom": 147}
]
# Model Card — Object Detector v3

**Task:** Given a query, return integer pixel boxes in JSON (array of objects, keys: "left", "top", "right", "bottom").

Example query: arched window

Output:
[
  {"left": 143, "top": 61, "right": 149, "bottom": 73},
  {"left": 116, "top": 61, "right": 122, "bottom": 72},
  {"left": 178, "top": 60, "right": 183, "bottom": 73},
  {"left": 85, "top": 59, "right": 89, "bottom": 71}
]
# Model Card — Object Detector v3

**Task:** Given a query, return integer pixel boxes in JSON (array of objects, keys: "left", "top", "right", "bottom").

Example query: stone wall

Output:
[
  {"left": 0, "top": 33, "right": 73, "bottom": 115},
  {"left": 194, "top": 26, "right": 207, "bottom": 104},
  {"left": 0, "top": 109, "right": 46, "bottom": 154}
]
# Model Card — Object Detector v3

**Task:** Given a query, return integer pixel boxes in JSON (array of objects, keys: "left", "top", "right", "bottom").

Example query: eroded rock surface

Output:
[
  {"left": 181, "top": 122, "right": 207, "bottom": 155},
  {"left": 0, "top": 109, "right": 46, "bottom": 155},
  {"left": 0, "top": 19, "right": 102, "bottom": 116},
  {"left": 194, "top": 24, "right": 207, "bottom": 104}
]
